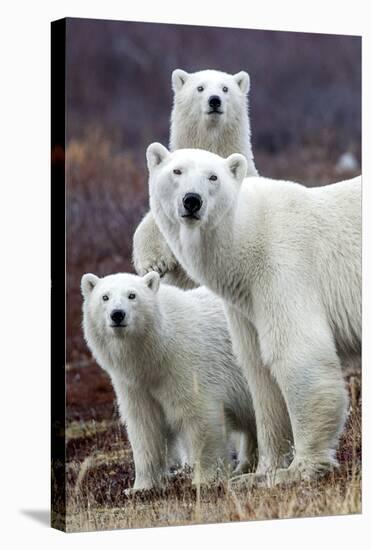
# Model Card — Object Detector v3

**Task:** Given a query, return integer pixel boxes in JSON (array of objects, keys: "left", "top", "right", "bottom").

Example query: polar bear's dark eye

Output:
[
  {"left": 209, "top": 174, "right": 218, "bottom": 181},
  {"left": 173, "top": 169, "right": 182, "bottom": 175},
  {"left": 102, "top": 295, "right": 109, "bottom": 301},
  {"left": 197, "top": 86, "right": 204, "bottom": 92},
  {"left": 222, "top": 86, "right": 228, "bottom": 93},
  {"left": 128, "top": 293, "right": 136, "bottom": 300}
]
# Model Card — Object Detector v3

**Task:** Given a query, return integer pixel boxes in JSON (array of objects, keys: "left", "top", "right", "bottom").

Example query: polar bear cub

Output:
[
  {"left": 146, "top": 143, "right": 361, "bottom": 486},
  {"left": 133, "top": 68, "right": 258, "bottom": 289},
  {"left": 81, "top": 271, "right": 257, "bottom": 491}
]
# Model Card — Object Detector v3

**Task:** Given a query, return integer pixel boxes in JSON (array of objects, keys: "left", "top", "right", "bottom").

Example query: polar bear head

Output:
[
  {"left": 147, "top": 143, "right": 247, "bottom": 228},
  {"left": 81, "top": 272, "right": 160, "bottom": 338},
  {"left": 171, "top": 68, "right": 250, "bottom": 128}
]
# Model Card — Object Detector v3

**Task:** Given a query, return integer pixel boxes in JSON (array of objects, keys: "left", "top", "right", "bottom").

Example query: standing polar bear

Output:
[
  {"left": 81, "top": 271, "right": 257, "bottom": 492},
  {"left": 146, "top": 143, "right": 361, "bottom": 486},
  {"left": 133, "top": 69, "right": 258, "bottom": 288}
]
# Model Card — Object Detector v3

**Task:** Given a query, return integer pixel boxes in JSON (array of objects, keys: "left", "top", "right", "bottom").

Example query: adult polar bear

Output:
[
  {"left": 146, "top": 143, "right": 361, "bottom": 486},
  {"left": 81, "top": 271, "right": 257, "bottom": 492},
  {"left": 133, "top": 69, "right": 258, "bottom": 288}
]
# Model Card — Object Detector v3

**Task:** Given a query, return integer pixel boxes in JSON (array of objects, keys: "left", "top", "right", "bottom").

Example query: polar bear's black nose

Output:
[
  {"left": 209, "top": 95, "right": 221, "bottom": 109},
  {"left": 183, "top": 193, "right": 203, "bottom": 214},
  {"left": 110, "top": 309, "right": 126, "bottom": 325}
]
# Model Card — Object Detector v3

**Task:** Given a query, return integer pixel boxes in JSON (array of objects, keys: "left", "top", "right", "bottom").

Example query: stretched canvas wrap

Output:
[{"left": 51, "top": 17, "right": 362, "bottom": 532}]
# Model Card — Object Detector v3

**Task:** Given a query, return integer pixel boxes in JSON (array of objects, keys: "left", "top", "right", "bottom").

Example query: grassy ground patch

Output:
[{"left": 65, "top": 367, "right": 361, "bottom": 532}]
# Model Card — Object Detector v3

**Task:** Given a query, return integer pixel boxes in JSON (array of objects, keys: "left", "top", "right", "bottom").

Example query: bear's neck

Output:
[
  {"left": 151, "top": 187, "right": 256, "bottom": 308},
  {"left": 170, "top": 108, "right": 258, "bottom": 177}
]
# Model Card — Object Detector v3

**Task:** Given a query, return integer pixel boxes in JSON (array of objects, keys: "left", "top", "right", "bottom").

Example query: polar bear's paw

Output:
[
  {"left": 138, "top": 255, "right": 179, "bottom": 278},
  {"left": 230, "top": 470, "right": 297, "bottom": 489},
  {"left": 132, "top": 210, "right": 179, "bottom": 277},
  {"left": 229, "top": 472, "right": 267, "bottom": 489},
  {"left": 230, "top": 461, "right": 329, "bottom": 488},
  {"left": 232, "top": 461, "right": 255, "bottom": 476}
]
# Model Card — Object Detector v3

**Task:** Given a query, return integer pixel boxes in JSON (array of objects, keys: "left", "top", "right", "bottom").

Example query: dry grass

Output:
[
  {"left": 64, "top": 369, "right": 361, "bottom": 533},
  {"left": 66, "top": 472, "right": 361, "bottom": 533}
]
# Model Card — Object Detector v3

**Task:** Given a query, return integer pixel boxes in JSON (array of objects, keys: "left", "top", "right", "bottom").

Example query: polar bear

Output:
[
  {"left": 81, "top": 271, "right": 257, "bottom": 492},
  {"left": 146, "top": 143, "right": 361, "bottom": 487},
  {"left": 133, "top": 69, "right": 258, "bottom": 289}
]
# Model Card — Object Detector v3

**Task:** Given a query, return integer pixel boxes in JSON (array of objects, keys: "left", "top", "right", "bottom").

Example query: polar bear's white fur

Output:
[
  {"left": 133, "top": 68, "right": 258, "bottom": 289},
  {"left": 81, "top": 271, "right": 257, "bottom": 491},
  {"left": 146, "top": 143, "right": 361, "bottom": 486}
]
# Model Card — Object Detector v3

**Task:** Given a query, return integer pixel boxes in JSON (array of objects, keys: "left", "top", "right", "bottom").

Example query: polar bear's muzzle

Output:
[
  {"left": 181, "top": 192, "right": 203, "bottom": 221},
  {"left": 110, "top": 309, "right": 127, "bottom": 328},
  {"left": 208, "top": 95, "right": 223, "bottom": 115}
]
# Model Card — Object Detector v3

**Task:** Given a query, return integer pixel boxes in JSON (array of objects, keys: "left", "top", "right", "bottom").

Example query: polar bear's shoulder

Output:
[
  {"left": 240, "top": 174, "right": 360, "bottom": 211},
  {"left": 238, "top": 176, "right": 310, "bottom": 221},
  {"left": 241, "top": 176, "right": 307, "bottom": 197},
  {"left": 234, "top": 174, "right": 361, "bottom": 244}
]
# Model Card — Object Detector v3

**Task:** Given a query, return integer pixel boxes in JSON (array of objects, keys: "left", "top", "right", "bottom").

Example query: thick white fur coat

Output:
[
  {"left": 82, "top": 272, "right": 257, "bottom": 491},
  {"left": 147, "top": 145, "right": 361, "bottom": 485}
]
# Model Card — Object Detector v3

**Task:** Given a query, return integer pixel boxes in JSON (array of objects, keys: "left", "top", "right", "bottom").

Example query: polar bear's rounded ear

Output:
[
  {"left": 234, "top": 71, "right": 250, "bottom": 94},
  {"left": 225, "top": 154, "right": 247, "bottom": 184},
  {"left": 81, "top": 273, "right": 99, "bottom": 298},
  {"left": 146, "top": 142, "right": 170, "bottom": 172},
  {"left": 143, "top": 271, "right": 160, "bottom": 293},
  {"left": 172, "top": 69, "right": 189, "bottom": 92}
]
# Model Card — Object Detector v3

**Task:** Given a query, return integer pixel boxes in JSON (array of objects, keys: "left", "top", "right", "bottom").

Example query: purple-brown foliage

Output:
[{"left": 66, "top": 131, "right": 147, "bottom": 361}]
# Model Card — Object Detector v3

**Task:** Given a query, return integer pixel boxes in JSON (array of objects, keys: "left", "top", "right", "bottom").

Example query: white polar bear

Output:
[
  {"left": 146, "top": 143, "right": 361, "bottom": 486},
  {"left": 81, "top": 271, "right": 257, "bottom": 492},
  {"left": 133, "top": 68, "right": 258, "bottom": 289}
]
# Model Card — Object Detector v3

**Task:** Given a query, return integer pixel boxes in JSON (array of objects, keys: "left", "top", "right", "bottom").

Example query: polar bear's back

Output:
[{"left": 310, "top": 175, "right": 361, "bottom": 221}]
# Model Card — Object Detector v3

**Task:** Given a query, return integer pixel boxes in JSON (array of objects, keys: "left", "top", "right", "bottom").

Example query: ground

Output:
[{"left": 64, "top": 358, "right": 361, "bottom": 533}]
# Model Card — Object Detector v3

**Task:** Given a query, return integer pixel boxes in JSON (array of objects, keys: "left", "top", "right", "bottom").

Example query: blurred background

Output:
[{"left": 65, "top": 18, "right": 361, "bottom": 424}]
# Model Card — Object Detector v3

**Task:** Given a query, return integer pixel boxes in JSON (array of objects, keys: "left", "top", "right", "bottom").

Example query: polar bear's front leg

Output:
[
  {"left": 225, "top": 308, "right": 293, "bottom": 476},
  {"left": 233, "top": 432, "right": 257, "bottom": 474},
  {"left": 183, "top": 417, "right": 231, "bottom": 485},
  {"left": 133, "top": 211, "right": 179, "bottom": 277},
  {"left": 256, "top": 301, "right": 348, "bottom": 486},
  {"left": 122, "top": 391, "right": 170, "bottom": 492},
  {"left": 270, "top": 345, "right": 348, "bottom": 482},
  {"left": 133, "top": 211, "right": 197, "bottom": 289}
]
